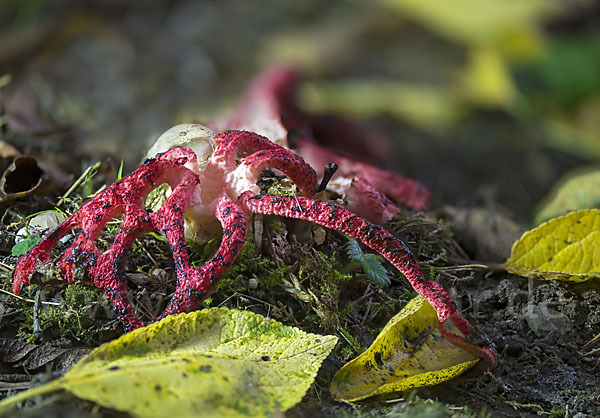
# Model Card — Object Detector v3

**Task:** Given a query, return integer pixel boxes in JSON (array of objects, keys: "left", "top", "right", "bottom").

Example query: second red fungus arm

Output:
[
  {"left": 160, "top": 193, "right": 247, "bottom": 318},
  {"left": 238, "top": 191, "right": 497, "bottom": 369}
]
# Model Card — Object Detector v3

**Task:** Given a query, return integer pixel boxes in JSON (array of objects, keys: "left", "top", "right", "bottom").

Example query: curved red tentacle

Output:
[
  {"left": 212, "top": 130, "right": 280, "bottom": 161},
  {"left": 238, "top": 192, "right": 497, "bottom": 369},
  {"left": 238, "top": 148, "right": 317, "bottom": 196},
  {"left": 239, "top": 192, "right": 456, "bottom": 322},
  {"left": 160, "top": 193, "right": 247, "bottom": 318},
  {"left": 211, "top": 130, "right": 317, "bottom": 196},
  {"left": 438, "top": 321, "right": 498, "bottom": 371},
  {"left": 296, "top": 139, "right": 432, "bottom": 211},
  {"left": 343, "top": 177, "right": 401, "bottom": 225},
  {"left": 13, "top": 215, "right": 82, "bottom": 294}
]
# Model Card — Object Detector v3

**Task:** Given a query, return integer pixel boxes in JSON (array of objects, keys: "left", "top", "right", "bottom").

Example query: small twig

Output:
[
  {"left": 582, "top": 333, "right": 600, "bottom": 352},
  {"left": 432, "top": 264, "right": 489, "bottom": 271},
  {"left": 56, "top": 161, "right": 101, "bottom": 207},
  {"left": 445, "top": 256, "right": 504, "bottom": 270},
  {"left": 316, "top": 162, "right": 338, "bottom": 193},
  {"left": 350, "top": 286, "right": 374, "bottom": 307},
  {"left": 336, "top": 326, "right": 361, "bottom": 354},
  {"left": 32, "top": 289, "right": 42, "bottom": 340},
  {"left": 581, "top": 347, "right": 600, "bottom": 356},
  {"left": 0, "top": 261, "right": 14, "bottom": 273},
  {"left": 0, "top": 288, "right": 60, "bottom": 305},
  {"left": 361, "top": 297, "right": 372, "bottom": 324},
  {"left": 383, "top": 397, "right": 405, "bottom": 404}
]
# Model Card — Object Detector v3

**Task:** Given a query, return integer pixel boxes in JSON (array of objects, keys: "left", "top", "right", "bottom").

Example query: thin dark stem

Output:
[
  {"left": 316, "top": 162, "right": 338, "bottom": 192},
  {"left": 445, "top": 256, "right": 505, "bottom": 271}
]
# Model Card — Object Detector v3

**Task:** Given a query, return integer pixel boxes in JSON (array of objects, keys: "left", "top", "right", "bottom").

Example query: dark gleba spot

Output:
[
  {"left": 261, "top": 355, "right": 271, "bottom": 361},
  {"left": 155, "top": 384, "right": 162, "bottom": 392},
  {"left": 199, "top": 365, "right": 212, "bottom": 373}
]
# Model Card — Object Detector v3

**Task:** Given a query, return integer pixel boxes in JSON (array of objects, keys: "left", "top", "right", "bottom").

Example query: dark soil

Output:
[{"left": 0, "top": 1, "right": 598, "bottom": 417}]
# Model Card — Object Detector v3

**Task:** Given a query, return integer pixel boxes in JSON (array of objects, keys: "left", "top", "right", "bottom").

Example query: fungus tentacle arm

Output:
[
  {"left": 161, "top": 193, "right": 247, "bottom": 318},
  {"left": 240, "top": 191, "right": 497, "bottom": 368},
  {"left": 296, "top": 139, "right": 431, "bottom": 211},
  {"left": 239, "top": 192, "right": 455, "bottom": 322},
  {"left": 12, "top": 147, "right": 199, "bottom": 329},
  {"left": 13, "top": 216, "right": 82, "bottom": 294},
  {"left": 232, "top": 148, "right": 317, "bottom": 197},
  {"left": 212, "top": 130, "right": 280, "bottom": 162},
  {"left": 205, "top": 130, "right": 317, "bottom": 206},
  {"left": 438, "top": 320, "right": 498, "bottom": 371}
]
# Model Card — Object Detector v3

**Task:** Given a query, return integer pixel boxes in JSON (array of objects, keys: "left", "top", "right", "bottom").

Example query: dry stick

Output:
[
  {"left": 316, "top": 162, "right": 338, "bottom": 193},
  {"left": 445, "top": 256, "right": 505, "bottom": 271},
  {"left": 32, "top": 289, "right": 42, "bottom": 340},
  {"left": 582, "top": 333, "right": 600, "bottom": 352},
  {"left": 55, "top": 161, "right": 102, "bottom": 207}
]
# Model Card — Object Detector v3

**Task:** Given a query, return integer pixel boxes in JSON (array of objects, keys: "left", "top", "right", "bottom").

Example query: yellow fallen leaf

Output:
[
  {"left": 0, "top": 308, "right": 337, "bottom": 418},
  {"left": 458, "top": 48, "right": 517, "bottom": 108},
  {"left": 385, "top": 0, "right": 553, "bottom": 52},
  {"left": 505, "top": 209, "right": 600, "bottom": 282},
  {"left": 330, "top": 296, "right": 478, "bottom": 401},
  {"left": 534, "top": 168, "right": 600, "bottom": 225}
]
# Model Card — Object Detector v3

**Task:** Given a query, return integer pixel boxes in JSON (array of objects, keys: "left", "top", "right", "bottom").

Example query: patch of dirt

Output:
[{"left": 430, "top": 275, "right": 600, "bottom": 416}]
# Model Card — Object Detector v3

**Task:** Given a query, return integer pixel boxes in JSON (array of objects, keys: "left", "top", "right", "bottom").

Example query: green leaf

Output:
[
  {"left": 0, "top": 308, "right": 337, "bottom": 418},
  {"left": 117, "top": 160, "right": 124, "bottom": 181},
  {"left": 534, "top": 33, "right": 600, "bottom": 107},
  {"left": 330, "top": 296, "right": 478, "bottom": 401},
  {"left": 361, "top": 254, "right": 390, "bottom": 287},
  {"left": 11, "top": 235, "right": 42, "bottom": 257},
  {"left": 345, "top": 237, "right": 390, "bottom": 286},
  {"left": 505, "top": 209, "right": 600, "bottom": 282},
  {"left": 534, "top": 168, "right": 600, "bottom": 225}
]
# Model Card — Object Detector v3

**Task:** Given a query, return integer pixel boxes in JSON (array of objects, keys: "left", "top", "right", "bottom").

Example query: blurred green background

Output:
[{"left": 0, "top": 0, "right": 599, "bottom": 222}]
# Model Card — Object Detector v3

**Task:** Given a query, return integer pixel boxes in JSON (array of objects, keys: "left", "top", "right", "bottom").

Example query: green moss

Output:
[
  {"left": 264, "top": 266, "right": 287, "bottom": 289},
  {"left": 286, "top": 242, "right": 352, "bottom": 330},
  {"left": 325, "top": 392, "right": 490, "bottom": 418},
  {"left": 264, "top": 217, "right": 286, "bottom": 234},
  {"left": 219, "top": 236, "right": 273, "bottom": 292},
  {"left": 188, "top": 235, "right": 278, "bottom": 295},
  {"left": 297, "top": 246, "right": 351, "bottom": 285},
  {"left": 549, "top": 407, "right": 567, "bottom": 418},
  {"left": 339, "top": 303, "right": 353, "bottom": 321},
  {"left": 22, "top": 284, "right": 114, "bottom": 344}
]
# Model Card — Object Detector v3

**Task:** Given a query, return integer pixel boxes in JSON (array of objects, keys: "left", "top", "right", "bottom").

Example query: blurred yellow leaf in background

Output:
[
  {"left": 534, "top": 168, "right": 600, "bottom": 225},
  {"left": 386, "top": 0, "right": 554, "bottom": 53}
]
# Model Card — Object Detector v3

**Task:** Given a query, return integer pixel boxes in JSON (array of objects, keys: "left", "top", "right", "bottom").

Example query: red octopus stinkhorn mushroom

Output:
[
  {"left": 220, "top": 66, "right": 432, "bottom": 224},
  {"left": 13, "top": 126, "right": 497, "bottom": 370}
]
